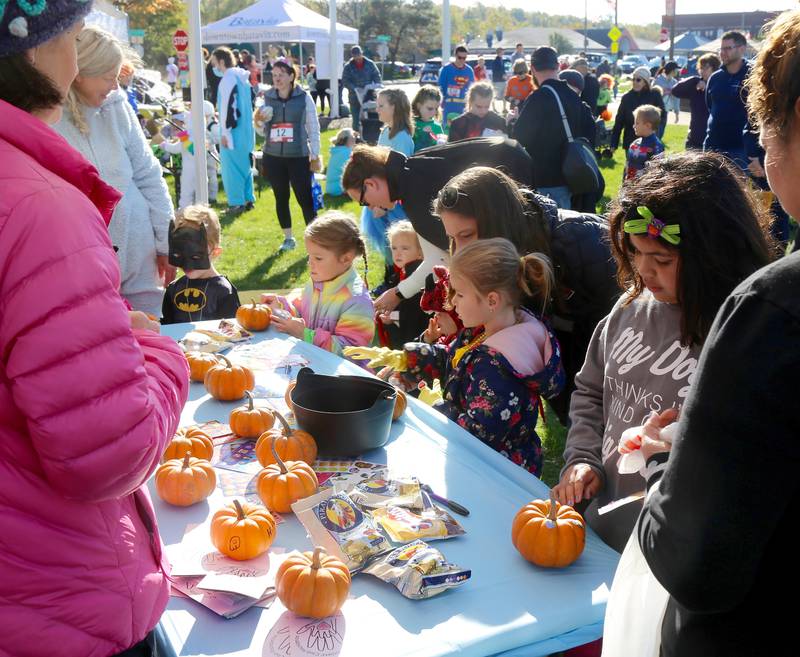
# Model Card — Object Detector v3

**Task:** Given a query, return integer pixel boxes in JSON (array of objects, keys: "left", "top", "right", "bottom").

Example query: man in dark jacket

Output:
[
  {"left": 513, "top": 46, "right": 589, "bottom": 210},
  {"left": 490, "top": 47, "right": 508, "bottom": 113},
  {"left": 342, "top": 45, "right": 382, "bottom": 132},
  {"left": 671, "top": 53, "right": 721, "bottom": 149},
  {"left": 573, "top": 58, "right": 599, "bottom": 116},
  {"left": 703, "top": 31, "right": 751, "bottom": 168}
]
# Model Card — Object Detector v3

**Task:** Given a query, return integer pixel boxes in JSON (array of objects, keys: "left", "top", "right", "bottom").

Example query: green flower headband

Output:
[{"left": 623, "top": 206, "right": 681, "bottom": 245}]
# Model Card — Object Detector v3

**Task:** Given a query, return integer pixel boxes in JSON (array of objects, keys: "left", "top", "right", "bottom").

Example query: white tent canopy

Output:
[{"left": 201, "top": 0, "right": 357, "bottom": 46}]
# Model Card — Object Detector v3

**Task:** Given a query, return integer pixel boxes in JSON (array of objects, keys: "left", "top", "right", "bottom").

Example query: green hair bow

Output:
[{"left": 623, "top": 206, "right": 681, "bottom": 245}]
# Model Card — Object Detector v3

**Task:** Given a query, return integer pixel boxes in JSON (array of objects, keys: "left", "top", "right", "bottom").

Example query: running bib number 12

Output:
[{"left": 270, "top": 123, "right": 294, "bottom": 143}]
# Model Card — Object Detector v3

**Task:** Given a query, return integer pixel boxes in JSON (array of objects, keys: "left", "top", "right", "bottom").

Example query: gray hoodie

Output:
[
  {"left": 55, "top": 89, "right": 173, "bottom": 316},
  {"left": 563, "top": 291, "right": 701, "bottom": 552}
]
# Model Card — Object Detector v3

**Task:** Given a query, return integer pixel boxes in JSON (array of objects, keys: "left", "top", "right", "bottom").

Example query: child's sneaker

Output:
[{"left": 278, "top": 237, "right": 297, "bottom": 252}]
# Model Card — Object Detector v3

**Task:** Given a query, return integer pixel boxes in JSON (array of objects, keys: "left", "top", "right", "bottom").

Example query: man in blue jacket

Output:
[
  {"left": 703, "top": 31, "right": 750, "bottom": 168},
  {"left": 342, "top": 45, "right": 382, "bottom": 132}
]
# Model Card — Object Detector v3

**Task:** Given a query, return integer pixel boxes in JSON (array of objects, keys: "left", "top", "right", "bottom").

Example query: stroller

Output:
[
  {"left": 354, "top": 83, "right": 383, "bottom": 144},
  {"left": 595, "top": 118, "right": 613, "bottom": 160}
]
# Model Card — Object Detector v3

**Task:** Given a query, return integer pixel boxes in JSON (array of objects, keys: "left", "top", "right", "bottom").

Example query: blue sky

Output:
[{"left": 451, "top": 0, "right": 794, "bottom": 27}]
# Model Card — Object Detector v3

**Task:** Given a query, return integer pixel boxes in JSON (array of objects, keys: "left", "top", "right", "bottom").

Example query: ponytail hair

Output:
[
  {"left": 449, "top": 238, "right": 554, "bottom": 314},
  {"left": 304, "top": 211, "right": 369, "bottom": 281}
]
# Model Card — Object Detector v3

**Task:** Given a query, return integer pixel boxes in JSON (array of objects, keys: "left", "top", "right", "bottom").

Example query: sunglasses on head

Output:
[{"left": 440, "top": 186, "right": 468, "bottom": 209}]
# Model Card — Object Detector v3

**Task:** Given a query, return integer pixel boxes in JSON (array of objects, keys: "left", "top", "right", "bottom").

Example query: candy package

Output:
[
  {"left": 292, "top": 488, "right": 391, "bottom": 572},
  {"left": 370, "top": 496, "right": 465, "bottom": 543},
  {"left": 347, "top": 474, "right": 424, "bottom": 510},
  {"left": 362, "top": 540, "right": 471, "bottom": 599}
]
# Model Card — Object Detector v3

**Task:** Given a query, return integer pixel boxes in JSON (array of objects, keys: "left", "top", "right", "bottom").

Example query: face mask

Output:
[
  {"left": 213, "top": 67, "right": 223, "bottom": 78},
  {"left": 168, "top": 221, "right": 211, "bottom": 270}
]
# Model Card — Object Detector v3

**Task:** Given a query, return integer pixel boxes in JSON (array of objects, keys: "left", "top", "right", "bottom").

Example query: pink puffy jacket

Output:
[{"left": 0, "top": 99, "right": 189, "bottom": 656}]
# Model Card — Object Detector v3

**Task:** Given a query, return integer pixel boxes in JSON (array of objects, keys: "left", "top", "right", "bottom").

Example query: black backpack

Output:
[{"left": 543, "top": 85, "right": 602, "bottom": 195}]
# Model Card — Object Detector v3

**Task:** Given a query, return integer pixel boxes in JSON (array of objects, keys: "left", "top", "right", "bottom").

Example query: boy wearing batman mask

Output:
[{"left": 162, "top": 206, "right": 241, "bottom": 324}]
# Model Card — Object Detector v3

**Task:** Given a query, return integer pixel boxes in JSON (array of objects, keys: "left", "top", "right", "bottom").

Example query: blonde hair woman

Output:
[{"left": 55, "top": 25, "right": 175, "bottom": 316}]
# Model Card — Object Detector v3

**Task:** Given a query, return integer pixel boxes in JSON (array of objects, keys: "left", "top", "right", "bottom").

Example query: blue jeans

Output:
[{"left": 538, "top": 185, "right": 572, "bottom": 210}]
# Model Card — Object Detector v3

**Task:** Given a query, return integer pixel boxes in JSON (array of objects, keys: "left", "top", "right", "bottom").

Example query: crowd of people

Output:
[{"left": 1, "top": 0, "right": 800, "bottom": 655}]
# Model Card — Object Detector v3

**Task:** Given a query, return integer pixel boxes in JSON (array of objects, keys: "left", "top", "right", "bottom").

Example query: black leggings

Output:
[
  {"left": 315, "top": 79, "right": 331, "bottom": 113},
  {"left": 262, "top": 153, "right": 316, "bottom": 229}
]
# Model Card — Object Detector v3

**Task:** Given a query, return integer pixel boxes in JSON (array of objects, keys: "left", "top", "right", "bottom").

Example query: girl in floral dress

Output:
[{"left": 347, "top": 238, "right": 564, "bottom": 477}]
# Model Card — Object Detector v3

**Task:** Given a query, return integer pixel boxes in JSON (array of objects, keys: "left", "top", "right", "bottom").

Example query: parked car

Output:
[
  {"left": 419, "top": 57, "right": 442, "bottom": 83},
  {"left": 618, "top": 54, "right": 649, "bottom": 74},
  {"left": 382, "top": 60, "right": 411, "bottom": 79}
]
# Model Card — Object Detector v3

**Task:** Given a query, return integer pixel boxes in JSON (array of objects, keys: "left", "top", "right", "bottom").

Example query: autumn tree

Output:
[{"left": 117, "top": 0, "right": 186, "bottom": 66}]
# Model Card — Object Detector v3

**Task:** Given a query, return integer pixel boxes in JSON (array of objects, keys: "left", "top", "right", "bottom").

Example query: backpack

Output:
[{"left": 543, "top": 85, "right": 602, "bottom": 195}]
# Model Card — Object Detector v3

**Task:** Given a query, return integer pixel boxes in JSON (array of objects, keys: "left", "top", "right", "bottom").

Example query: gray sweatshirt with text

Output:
[{"left": 562, "top": 291, "right": 701, "bottom": 552}]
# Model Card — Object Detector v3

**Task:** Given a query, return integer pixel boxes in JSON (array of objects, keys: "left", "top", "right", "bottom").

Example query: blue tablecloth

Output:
[{"left": 153, "top": 322, "right": 619, "bottom": 657}]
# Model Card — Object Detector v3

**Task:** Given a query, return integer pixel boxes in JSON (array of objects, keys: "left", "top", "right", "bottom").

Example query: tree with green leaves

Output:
[
  {"left": 549, "top": 31, "right": 574, "bottom": 55},
  {"left": 117, "top": 0, "right": 186, "bottom": 67}
]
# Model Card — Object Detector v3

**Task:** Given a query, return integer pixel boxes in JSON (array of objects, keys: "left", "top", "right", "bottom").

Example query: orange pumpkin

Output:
[
  {"left": 204, "top": 354, "right": 255, "bottom": 401},
  {"left": 257, "top": 438, "right": 319, "bottom": 513},
  {"left": 276, "top": 547, "right": 351, "bottom": 618},
  {"left": 284, "top": 380, "right": 296, "bottom": 411},
  {"left": 186, "top": 351, "right": 220, "bottom": 383},
  {"left": 511, "top": 492, "right": 586, "bottom": 568},
  {"left": 392, "top": 389, "right": 407, "bottom": 421},
  {"left": 162, "top": 427, "right": 214, "bottom": 461},
  {"left": 210, "top": 499, "right": 276, "bottom": 561},
  {"left": 155, "top": 453, "right": 217, "bottom": 506},
  {"left": 255, "top": 412, "right": 317, "bottom": 467},
  {"left": 236, "top": 300, "right": 272, "bottom": 331},
  {"left": 230, "top": 391, "right": 275, "bottom": 438}
]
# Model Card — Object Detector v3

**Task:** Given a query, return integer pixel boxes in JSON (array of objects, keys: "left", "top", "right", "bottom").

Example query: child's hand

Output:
[
  {"left": 552, "top": 464, "right": 602, "bottom": 507},
  {"left": 434, "top": 312, "right": 457, "bottom": 337},
  {"left": 260, "top": 293, "right": 276, "bottom": 304},
  {"left": 129, "top": 311, "right": 160, "bottom": 333},
  {"left": 638, "top": 408, "right": 679, "bottom": 461},
  {"left": 271, "top": 313, "right": 306, "bottom": 339},
  {"left": 423, "top": 316, "right": 443, "bottom": 344},
  {"left": 378, "top": 311, "right": 393, "bottom": 325},
  {"left": 156, "top": 255, "right": 176, "bottom": 285}
]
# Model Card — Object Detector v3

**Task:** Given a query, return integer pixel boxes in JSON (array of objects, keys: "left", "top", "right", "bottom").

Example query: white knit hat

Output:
[{"left": 632, "top": 66, "right": 651, "bottom": 83}]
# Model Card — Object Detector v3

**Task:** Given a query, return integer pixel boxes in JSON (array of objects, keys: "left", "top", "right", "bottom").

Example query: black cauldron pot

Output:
[{"left": 289, "top": 367, "right": 396, "bottom": 457}]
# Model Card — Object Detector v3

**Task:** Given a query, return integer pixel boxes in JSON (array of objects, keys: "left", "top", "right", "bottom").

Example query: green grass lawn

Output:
[{"left": 203, "top": 123, "right": 690, "bottom": 486}]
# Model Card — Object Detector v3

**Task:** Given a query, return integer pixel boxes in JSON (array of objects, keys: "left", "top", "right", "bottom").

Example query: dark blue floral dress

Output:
[{"left": 404, "top": 318, "right": 564, "bottom": 477}]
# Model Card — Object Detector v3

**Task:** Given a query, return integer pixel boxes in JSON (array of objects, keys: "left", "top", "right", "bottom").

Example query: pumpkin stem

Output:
[
  {"left": 548, "top": 491, "right": 558, "bottom": 522},
  {"left": 311, "top": 546, "right": 323, "bottom": 570},
  {"left": 251, "top": 300, "right": 258, "bottom": 308},
  {"left": 245, "top": 390, "right": 255, "bottom": 411},
  {"left": 270, "top": 438, "right": 288, "bottom": 475},
  {"left": 233, "top": 498, "right": 246, "bottom": 521},
  {"left": 217, "top": 354, "right": 233, "bottom": 369},
  {"left": 275, "top": 411, "right": 292, "bottom": 437},
  {"left": 182, "top": 452, "right": 192, "bottom": 469}
]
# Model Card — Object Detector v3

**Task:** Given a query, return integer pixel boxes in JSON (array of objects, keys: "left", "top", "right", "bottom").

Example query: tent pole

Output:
[
  {"left": 258, "top": 41, "right": 263, "bottom": 85},
  {"left": 187, "top": 0, "right": 208, "bottom": 205},
  {"left": 329, "top": 0, "right": 339, "bottom": 118},
  {"left": 299, "top": 41, "right": 303, "bottom": 79}
]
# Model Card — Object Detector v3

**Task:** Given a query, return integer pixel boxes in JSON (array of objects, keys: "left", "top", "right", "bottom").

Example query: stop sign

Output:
[{"left": 173, "top": 30, "right": 189, "bottom": 52}]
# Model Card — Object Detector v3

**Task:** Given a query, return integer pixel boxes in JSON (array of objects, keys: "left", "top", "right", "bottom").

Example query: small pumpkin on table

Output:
[
  {"left": 511, "top": 492, "right": 586, "bottom": 568},
  {"left": 204, "top": 354, "right": 255, "bottom": 401},
  {"left": 257, "top": 437, "right": 319, "bottom": 514},
  {"left": 230, "top": 391, "right": 275, "bottom": 438},
  {"left": 236, "top": 300, "right": 272, "bottom": 332},
  {"left": 155, "top": 452, "right": 217, "bottom": 507},
  {"left": 276, "top": 547, "right": 350, "bottom": 618},
  {"left": 210, "top": 499, "right": 277, "bottom": 561}
]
